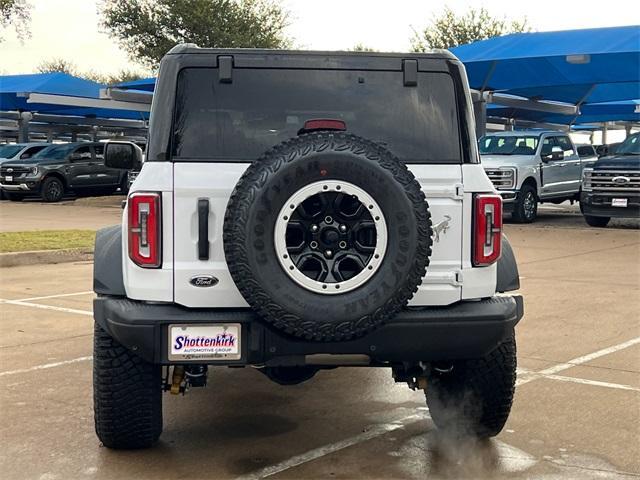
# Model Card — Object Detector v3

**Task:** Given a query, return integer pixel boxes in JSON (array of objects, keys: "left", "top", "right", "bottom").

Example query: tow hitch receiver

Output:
[{"left": 166, "top": 365, "right": 208, "bottom": 395}]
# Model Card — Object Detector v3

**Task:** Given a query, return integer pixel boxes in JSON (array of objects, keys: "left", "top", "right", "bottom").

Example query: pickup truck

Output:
[
  {"left": 581, "top": 132, "right": 640, "bottom": 227},
  {"left": 480, "top": 131, "right": 596, "bottom": 222}
]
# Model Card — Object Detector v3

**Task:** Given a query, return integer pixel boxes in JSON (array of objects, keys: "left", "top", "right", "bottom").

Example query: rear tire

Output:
[
  {"left": 41, "top": 176, "right": 64, "bottom": 202},
  {"left": 119, "top": 175, "right": 130, "bottom": 195},
  {"left": 93, "top": 322, "right": 162, "bottom": 449},
  {"left": 584, "top": 215, "right": 610, "bottom": 228},
  {"left": 426, "top": 333, "right": 517, "bottom": 439},
  {"left": 512, "top": 185, "right": 537, "bottom": 223}
]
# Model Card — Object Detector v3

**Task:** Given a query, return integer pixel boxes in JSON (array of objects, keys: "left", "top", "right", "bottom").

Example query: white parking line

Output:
[
  {"left": 0, "top": 298, "right": 92, "bottom": 316},
  {"left": 517, "top": 365, "right": 640, "bottom": 392},
  {"left": 236, "top": 412, "right": 428, "bottom": 480},
  {"left": 544, "top": 374, "right": 640, "bottom": 392},
  {"left": 16, "top": 291, "right": 94, "bottom": 302},
  {"left": 538, "top": 336, "right": 640, "bottom": 376},
  {"left": 516, "top": 336, "right": 640, "bottom": 387},
  {"left": 0, "top": 356, "right": 93, "bottom": 378}
]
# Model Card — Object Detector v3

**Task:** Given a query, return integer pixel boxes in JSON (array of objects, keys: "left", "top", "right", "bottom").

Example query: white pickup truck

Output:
[{"left": 480, "top": 130, "right": 597, "bottom": 222}]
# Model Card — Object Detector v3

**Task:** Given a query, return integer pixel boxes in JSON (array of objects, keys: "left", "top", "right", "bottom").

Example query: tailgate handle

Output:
[{"left": 197, "top": 199, "right": 210, "bottom": 260}]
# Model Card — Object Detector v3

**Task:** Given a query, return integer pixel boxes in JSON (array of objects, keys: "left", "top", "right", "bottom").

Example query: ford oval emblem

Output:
[
  {"left": 612, "top": 176, "right": 630, "bottom": 184},
  {"left": 190, "top": 275, "right": 218, "bottom": 287}
]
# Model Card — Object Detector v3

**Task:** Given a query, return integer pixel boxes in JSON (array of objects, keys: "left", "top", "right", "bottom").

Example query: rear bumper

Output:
[
  {"left": 580, "top": 191, "right": 640, "bottom": 218},
  {"left": 94, "top": 295, "right": 524, "bottom": 365}
]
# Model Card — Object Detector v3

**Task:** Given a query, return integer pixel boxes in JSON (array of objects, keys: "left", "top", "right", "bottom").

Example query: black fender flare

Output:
[
  {"left": 93, "top": 225, "right": 126, "bottom": 296},
  {"left": 497, "top": 234, "right": 520, "bottom": 293}
]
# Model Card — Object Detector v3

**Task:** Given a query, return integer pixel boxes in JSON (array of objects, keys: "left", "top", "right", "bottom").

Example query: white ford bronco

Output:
[{"left": 93, "top": 46, "right": 523, "bottom": 449}]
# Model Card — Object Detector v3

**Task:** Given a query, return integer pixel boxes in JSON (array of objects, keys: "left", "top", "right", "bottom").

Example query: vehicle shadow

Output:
[{"left": 94, "top": 367, "right": 428, "bottom": 478}]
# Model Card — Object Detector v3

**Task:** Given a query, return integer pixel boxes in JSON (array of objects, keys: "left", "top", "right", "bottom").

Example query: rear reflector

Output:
[
  {"left": 473, "top": 194, "right": 502, "bottom": 266},
  {"left": 128, "top": 192, "right": 161, "bottom": 268},
  {"left": 300, "top": 119, "right": 347, "bottom": 133}
]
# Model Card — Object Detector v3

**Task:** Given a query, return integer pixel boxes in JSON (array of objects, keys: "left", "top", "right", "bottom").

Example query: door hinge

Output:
[
  {"left": 454, "top": 271, "right": 463, "bottom": 286},
  {"left": 455, "top": 184, "right": 464, "bottom": 199},
  {"left": 218, "top": 55, "right": 234, "bottom": 83}
]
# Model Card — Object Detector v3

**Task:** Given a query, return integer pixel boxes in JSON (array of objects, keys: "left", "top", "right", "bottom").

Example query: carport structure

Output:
[
  {"left": 0, "top": 73, "right": 150, "bottom": 143},
  {"left": 450, "top": 25, "right": 640, "bottom": 136}
]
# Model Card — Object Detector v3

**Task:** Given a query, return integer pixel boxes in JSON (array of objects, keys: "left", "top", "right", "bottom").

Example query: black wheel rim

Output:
[
  {"left": 47, "top": 181, "right": 62, "bottom": 199},
  {"left": 275, "top": 181, "right": 387, "bottom": 294},
  {"left": 523, "top": 192, "right": 536, "bottom": 219}
]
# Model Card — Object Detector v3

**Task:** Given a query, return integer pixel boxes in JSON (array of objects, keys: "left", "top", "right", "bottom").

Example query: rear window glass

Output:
[{"left": 172, "top": 68, "right": 461, "bottom": 163}]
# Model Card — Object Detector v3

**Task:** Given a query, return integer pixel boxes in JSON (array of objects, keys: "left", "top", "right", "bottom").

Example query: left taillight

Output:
[
  {"left": 128, "top": 192, "right": 161, "bottom": 268},
  {"left": 473, "top": 194, "right": 502, "bottom": 267}
]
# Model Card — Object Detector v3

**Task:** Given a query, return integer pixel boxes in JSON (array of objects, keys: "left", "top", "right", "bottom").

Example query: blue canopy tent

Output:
[
  {"left": 450, "top": 26, "right": 640, "bottom": 133},
  {"left": 0, "top": 73, "right": 150, "bottom": 121},
  {"left": 0, "top": 73, "right": 149, "bottom": 141},
  {"left": 114, "top": 77, "right": 156, "bottom": 93},
  {"left": 450, "top": 25, "right": 640, "bottom": 104},
  {"left": 487, "top": 99, "right": 640, "bottom": 125}
]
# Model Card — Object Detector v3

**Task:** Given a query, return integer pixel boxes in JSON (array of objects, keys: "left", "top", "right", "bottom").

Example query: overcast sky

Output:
[{"left": 1, "top": 0, "right": 639, "bottom": 76}]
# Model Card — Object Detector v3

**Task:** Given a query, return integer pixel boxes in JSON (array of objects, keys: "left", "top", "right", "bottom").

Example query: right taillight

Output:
[
  {"left": 473, "top": 194, "right": 502, "bottom": 266},
  {"left": 128, "top": 192, "right": 161, "bottom": 268}
]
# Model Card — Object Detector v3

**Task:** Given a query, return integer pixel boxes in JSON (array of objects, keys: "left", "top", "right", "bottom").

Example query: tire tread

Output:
[{"left": 93, "top": 322, "right": 162, "bottom": 449}]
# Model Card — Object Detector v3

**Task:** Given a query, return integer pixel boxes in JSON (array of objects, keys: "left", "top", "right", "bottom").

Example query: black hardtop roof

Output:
[
  {"left": 168, "top": 43, "right": 457, "bottom": 59},
  {"left": 164, "top": 44, "right": 459, "bottom": 70}
]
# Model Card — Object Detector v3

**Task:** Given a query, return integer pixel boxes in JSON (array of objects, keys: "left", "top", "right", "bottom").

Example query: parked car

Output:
[
  {"left": 0, "top": 142, "right": 50, "bottom": 164},
  {"left": 581, "top": 132, "right": 640, "bottom": 227},
  {"left": 576, "top": 144, "right": 599, "bottom": 165},
  {"left": 595, "top": 143, "right": 621, "bottom": 158},
  {"left": 0, "top": 143, "right": 51, "bottom": 200},
  {"left": 0, "top": 142, "right": 129, "bottom": 202},
  {"left": 92, "top": 46, "right": 523, "bottom": 449},
  {"left": 480, "top": 130, "right": 589, "bottom": 222}
]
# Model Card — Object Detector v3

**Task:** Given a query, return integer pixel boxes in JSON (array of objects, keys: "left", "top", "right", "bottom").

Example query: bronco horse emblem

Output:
[{"left": 432, "top": 215, "right": 452, "bottom": 242}]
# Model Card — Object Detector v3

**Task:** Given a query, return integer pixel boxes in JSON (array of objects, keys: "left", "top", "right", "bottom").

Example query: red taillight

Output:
[
  {"left": 473, "top": 194, "right": 502, "bottom": 267},
  {"left": 128, "top": 192, "right": 161, "bottom": 268},
  {"left": 301, "top": 119, "right": 347, "bottom": 133}
]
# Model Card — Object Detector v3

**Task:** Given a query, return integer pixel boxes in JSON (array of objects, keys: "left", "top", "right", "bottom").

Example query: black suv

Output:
[
  {"left": 0, "top": 142, "right": 129, "bottom": 202},
  {"left": 581, "top": 132, "right": 640, "bottom": 227}
]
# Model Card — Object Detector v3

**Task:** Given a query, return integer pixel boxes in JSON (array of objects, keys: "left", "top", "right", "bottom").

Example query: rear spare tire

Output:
[{"left": 224, "top": 132, "right": 432, "bottom": 341}]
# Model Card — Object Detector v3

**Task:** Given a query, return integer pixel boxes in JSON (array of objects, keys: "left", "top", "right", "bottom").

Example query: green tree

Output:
[
  {"left": 411, "top": 7, "right": 529, "bottom": 52},
  {"left": 100, "top": 0, "right": 291, "bottom": 69},
  {"left": 36, "top": 58, "right": 77, "bottom": 75},
  {"left": 0, "top": 0, "right": 31, "bottom": 41},
  {"left": 350, "top": 43, "right": 377, "bottom": 52},
  {"left": 36, "top": 57, "right": 147, "bottom": 86}
]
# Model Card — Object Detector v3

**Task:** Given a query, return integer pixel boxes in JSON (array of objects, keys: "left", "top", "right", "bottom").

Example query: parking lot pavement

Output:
[
  {"left": 1, "top": 219, "right": 639, "bottom": 479},
  {"left": 0, "top": 197, "right": 123, "bottom": 232}
]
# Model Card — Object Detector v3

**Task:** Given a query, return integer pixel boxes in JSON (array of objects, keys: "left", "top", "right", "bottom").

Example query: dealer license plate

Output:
[
  {"left": 612, "top": 198, "right": 628, "bottom": 207},
  {"left": 169, "top": 324, "right": 241, "bottom": 361},
  {"left": 4, "top": 176, "right": 12, "bottom": 182}
]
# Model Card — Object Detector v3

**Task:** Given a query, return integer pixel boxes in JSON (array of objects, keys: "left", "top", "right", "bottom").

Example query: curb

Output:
[{"left": 0, "top": 248, "right": 94, "bottom": 268}]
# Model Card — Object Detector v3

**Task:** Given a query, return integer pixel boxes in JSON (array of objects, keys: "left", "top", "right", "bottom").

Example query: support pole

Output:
[
  {"left": 18, "top": 112, "right": 32, "bottom": 143},
  {"left": 602, "top": 123, "right": 608, "bottom": 144},
  {"left": 473, "top": 96, "right": 487, "bottom": 139}
]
